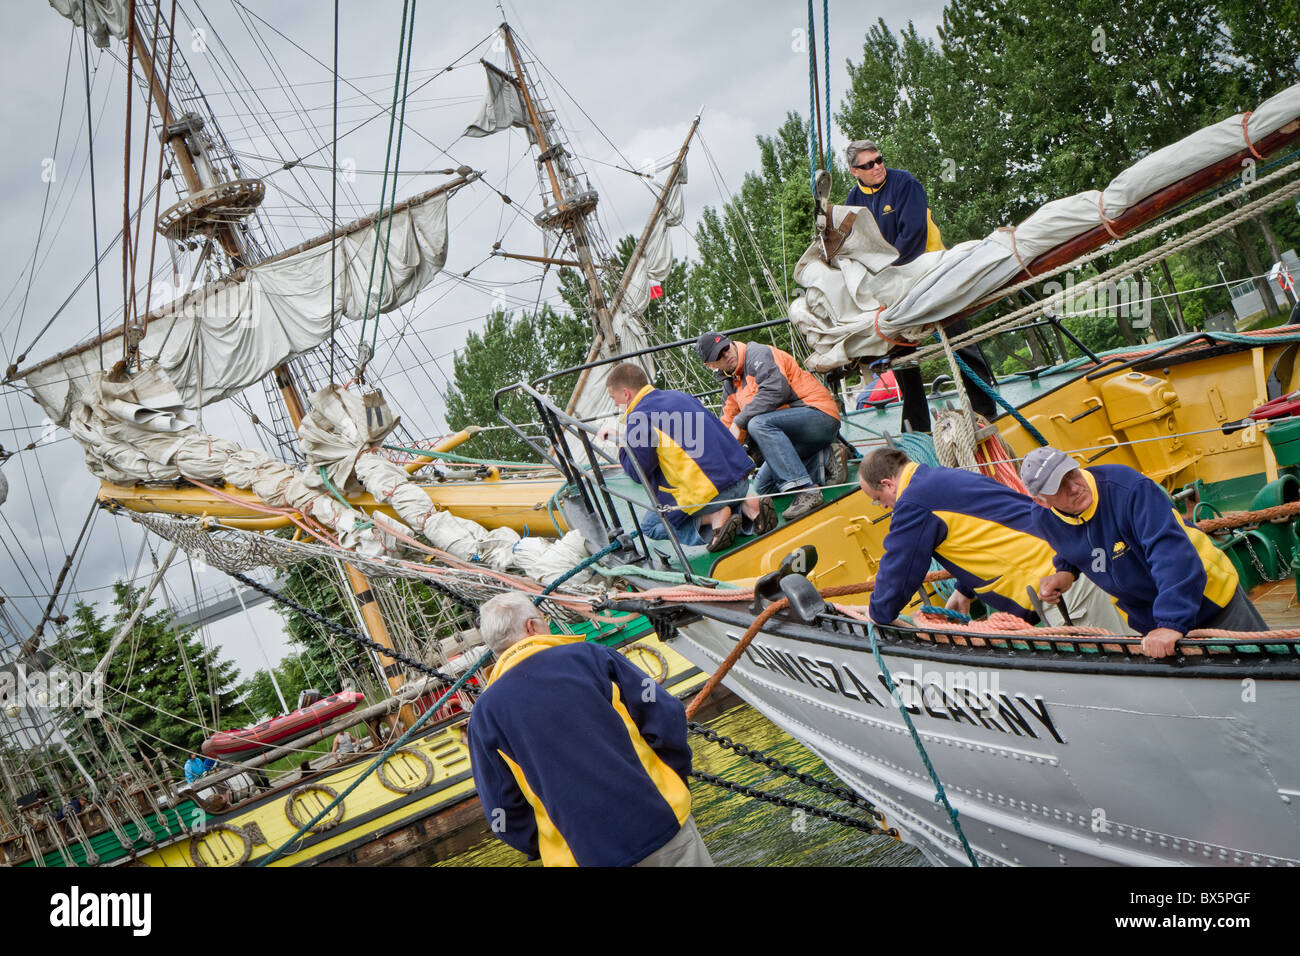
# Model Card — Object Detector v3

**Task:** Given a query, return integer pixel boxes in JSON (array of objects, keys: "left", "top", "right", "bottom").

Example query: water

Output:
[{"left": 431, "top": 702, "right": 926, "bottom": 867}]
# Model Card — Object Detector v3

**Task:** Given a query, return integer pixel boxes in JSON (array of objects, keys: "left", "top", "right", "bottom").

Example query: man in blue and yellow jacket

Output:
[
  {"left": 467, "top": 591, "right": 712, "bottom": 866},
  {"left": 601, "top": 362, "right": 773, "bottom": 552},
  {"left": 842, "top": 139, "right": 996, "bottom": 433},
  {"left": 1023, "top": 447, "right": 1268, "bottom": 658},
  {"left": 858, "top": 448, "right": 1127, "bottom": 631}
]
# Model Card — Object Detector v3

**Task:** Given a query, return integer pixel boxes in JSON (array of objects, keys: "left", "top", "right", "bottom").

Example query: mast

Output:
[
  {"left": 500, "top": 23, "right": 618, "bottom": 347},
  {"left": 116, "top": 3, "right": 421, "bottom": 717},
  {"left": 565, "top": 116, "right": 699, "bottom": 414}
]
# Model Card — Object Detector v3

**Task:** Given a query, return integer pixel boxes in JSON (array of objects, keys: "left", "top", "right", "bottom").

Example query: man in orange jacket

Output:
[{"left": 698, "top": 331, "right": 845, "bottom": 522}]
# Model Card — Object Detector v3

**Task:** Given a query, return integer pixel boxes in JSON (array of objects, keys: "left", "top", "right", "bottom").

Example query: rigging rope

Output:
[
  {"left": 355, "top": 0, "right": 417, "bottom": 377},
  {"left": 257, "top": 647, "right": 491, "bottom": 865},
  {"left": 866, "top": 619, "right": 979, "bottom": 866}
]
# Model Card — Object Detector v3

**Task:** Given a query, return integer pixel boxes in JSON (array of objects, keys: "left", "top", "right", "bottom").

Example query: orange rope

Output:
[
  {"left": 873, "top": 306, "right": 919, "bottom": 348},
  {"left": 1241, "top": 111, "right": 1264, "bottom": 160},
  {"left": 997, "top": 225, "right": 1035, "bottom": 278},
  {"left": 1097, "top": 193, "right": 1122, "bottom": 239}
]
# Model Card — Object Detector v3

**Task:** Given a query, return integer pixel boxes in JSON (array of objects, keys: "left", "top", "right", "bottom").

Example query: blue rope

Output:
[
  {"left": 891, "top": 431, "right": 940, "bottom": 466},
  {"left": 867, "top": 620, "right": 980, "bottom": 866},
  {"left": 941, "top": 339, "right": 1050, "bottom": 446},
  {"left": 532, "top": 538, "right": 621, "bottom": 606},
  {"left": 257, "top": 648, "right": 493, "bottom": 866},
  {"left": 915, "top": 603, "right": 970, "bottom": 623}
]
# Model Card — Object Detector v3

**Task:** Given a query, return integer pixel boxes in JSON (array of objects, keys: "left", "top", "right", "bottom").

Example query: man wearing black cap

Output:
[
  {"left": 1023, "top": 446, "right": 1268, "bottom": 658},
  {"left": 697, "top": 331, "right": 845, "bottom": 522}
]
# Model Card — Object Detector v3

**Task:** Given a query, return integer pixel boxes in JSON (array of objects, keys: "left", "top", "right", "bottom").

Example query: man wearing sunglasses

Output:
[{"left": 843, "top": 139, "right": 997, "bottom": 433}]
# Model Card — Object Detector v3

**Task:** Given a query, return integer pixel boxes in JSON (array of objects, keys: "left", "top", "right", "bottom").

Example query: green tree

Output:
[
  {"left": 686, "top": 112, "right": 846, "bottom": 355},
  {"left": 272, "top": 559, "right": 373, "bottom": 696},
  {"left": 242, "top": 652, "right": 313, "bottom": 721},
  {"left": 836, "top": 0, "right": 1293, "bottom": 358},
  {"left": 64, "top": 582, "right": 252, "bottom": 762},
  {"left": 442, "top": 305, "right": 588, "bottom": 462}
]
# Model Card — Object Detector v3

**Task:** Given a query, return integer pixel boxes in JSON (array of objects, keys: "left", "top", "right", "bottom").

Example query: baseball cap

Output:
[
  {"left": 1020, "top": 446, "right": 1080, "bottom": 497},
  {"left": 696, "top": 331, "right": 732, "bottom": 363}
]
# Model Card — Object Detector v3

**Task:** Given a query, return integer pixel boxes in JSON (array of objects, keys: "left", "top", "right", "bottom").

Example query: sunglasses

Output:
[{"left": 852, "top": 157, "right": 885, "bottom": 171}]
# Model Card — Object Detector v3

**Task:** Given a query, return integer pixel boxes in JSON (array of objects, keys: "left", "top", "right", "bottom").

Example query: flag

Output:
[{"left": 650, "top": 284, "right": 664, "bottom": 300}]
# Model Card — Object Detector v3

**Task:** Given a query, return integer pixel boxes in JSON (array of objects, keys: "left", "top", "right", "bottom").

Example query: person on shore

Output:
[
  {"left": 183, "top": 753, "right": 215, "bottom": 783},
  {"left": 1022, "top": 446, "right": 1268, "bottom": 658},
  {"left": 467, "top": 591, "right": 713, "bottom": 866}
]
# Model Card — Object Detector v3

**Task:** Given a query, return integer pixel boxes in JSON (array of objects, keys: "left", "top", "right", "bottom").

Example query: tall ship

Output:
[{"left": 3, "top": 1, "right": 1300, "bottom": 870}]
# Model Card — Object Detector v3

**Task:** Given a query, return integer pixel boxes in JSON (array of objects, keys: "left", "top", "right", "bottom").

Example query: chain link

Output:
[
  {"left": 688, "top": 721, "right": 888, "bottom": 823},
  {"left": 689, "top": 770, "right": 898, "bottom": 837},
  {"left": 230, "top": 571, "right": 461, "bottom": 683}
]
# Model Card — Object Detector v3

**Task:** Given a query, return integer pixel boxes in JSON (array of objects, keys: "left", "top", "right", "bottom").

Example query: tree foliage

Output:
[{"left": 63, "top": 582, "right": 251, "bottom": 762}]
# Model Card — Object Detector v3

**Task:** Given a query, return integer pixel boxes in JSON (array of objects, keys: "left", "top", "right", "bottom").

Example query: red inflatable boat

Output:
[{"left": 201, "top": 691, "right": 365, "bottom": 758}]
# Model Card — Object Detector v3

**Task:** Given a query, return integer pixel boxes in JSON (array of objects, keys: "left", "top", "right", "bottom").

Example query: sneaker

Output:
[
  {"left": 825, "top": 443, "right": 849, "bottom": 488},
  {"left": 705, "top": 513, "right": 743, "bottom": 553},
  {"left": 782, "top": 489, "right": 823, "bottom": 522},
  {"left": 753, "top": 496, "right": 778, "bottom": 536}
]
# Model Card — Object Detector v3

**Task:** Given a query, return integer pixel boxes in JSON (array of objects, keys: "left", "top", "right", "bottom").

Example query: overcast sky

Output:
[{"left": 0, "top": 0, "right": 947, "bottom": 691}]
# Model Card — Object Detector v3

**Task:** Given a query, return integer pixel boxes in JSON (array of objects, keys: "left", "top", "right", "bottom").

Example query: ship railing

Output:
[
  {"left": 847, "top": 614, "right": 1300, "bottom": 664},
  {"left": 493, "top": 319, "right": 794, "bottom": 584}
]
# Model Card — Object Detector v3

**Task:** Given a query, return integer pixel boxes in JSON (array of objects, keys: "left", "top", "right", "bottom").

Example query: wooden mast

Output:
[
  {"left": 500, "top": 23, "right": 618, "bottom": 348},
  {"left": 565, "top": 116, "right": 700, "bottom": 414},
  {"left": 124, "top": 2, "right": 419, "bottom": 724}
]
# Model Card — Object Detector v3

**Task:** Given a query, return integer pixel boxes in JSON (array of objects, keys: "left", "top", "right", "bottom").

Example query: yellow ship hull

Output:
[{"left": 131, "top": 640, "right": 706, "bottom": 867}]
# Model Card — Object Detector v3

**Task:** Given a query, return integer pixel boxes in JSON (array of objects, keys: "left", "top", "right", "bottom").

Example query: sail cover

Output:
[
  {"left": 463, "top": 62, "right": 538, "bottom": 145},
  {"left": 790, "top": 81, "right": 1300, "bottom": 371},
  {"left": 24, "top": 191, "right": 449, "bottom": 425}
]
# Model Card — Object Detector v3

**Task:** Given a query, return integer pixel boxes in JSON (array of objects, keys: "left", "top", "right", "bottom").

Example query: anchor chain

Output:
[
  {"left": 689, "top": 770, "right": 897, "bottom": 837},
  {"left": 230, "top": 572, "right": 459, "bottom": 684},
  {"left": 688, "top": 722, "right": 889, "bottom": 824}
]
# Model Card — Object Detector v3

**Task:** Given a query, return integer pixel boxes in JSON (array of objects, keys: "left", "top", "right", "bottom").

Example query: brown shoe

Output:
[
  {"left": 753, "top": 496, "right": 778, "bottom": 536},
  {"left": 825, "top": 443, "right": 849, "bottom": 487},
  {"left": 782, "top": 489, "right": 823, "bottom": 522},
  {"left": 705, "top": 513, "right": 743, "bottom": 553}
]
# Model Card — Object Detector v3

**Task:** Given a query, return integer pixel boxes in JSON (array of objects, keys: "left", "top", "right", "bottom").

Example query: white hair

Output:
[
  {"left": 479, "top": 591, "right": 544, "bottom": 654},
  {"left": 845, "top": 139, "right": 879, "bottom": 167}
]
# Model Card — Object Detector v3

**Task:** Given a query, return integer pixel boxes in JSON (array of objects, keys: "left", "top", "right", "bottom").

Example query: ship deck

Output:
[{"left": 1249, "top": 579, "right": 1300, "bottom": 630}]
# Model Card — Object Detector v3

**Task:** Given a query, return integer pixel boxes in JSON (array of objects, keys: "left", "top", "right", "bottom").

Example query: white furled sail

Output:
[
  {"left": 23, "top": 189, "right": 451, "bottom": 425},
  {"left": 48, "top": 0, "right": 130, "bottom": 48},
  {"left": 463, "top": 62, "right": 539, "bottom": 145},
  {"left": 790, "top": 81, "right": 1300, "bottom": 371},
  {"left": 569, "top": 162, "right": 688, "bottom": 424}
]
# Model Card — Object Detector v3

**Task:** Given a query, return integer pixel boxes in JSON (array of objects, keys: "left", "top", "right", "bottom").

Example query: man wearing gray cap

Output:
[
  {"left": 697, "top": 331, "right": 845, "bottom": 522},
  {"left": 1022, "top": 446, "right": 1267, "bottom": 657}
]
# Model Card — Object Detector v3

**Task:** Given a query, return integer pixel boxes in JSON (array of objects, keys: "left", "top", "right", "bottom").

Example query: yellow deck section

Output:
[{"left": 997, "top": 338, "right": 1299, "bottom": 492}]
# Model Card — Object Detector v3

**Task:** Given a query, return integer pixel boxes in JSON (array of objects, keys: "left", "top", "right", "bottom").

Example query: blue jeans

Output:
[
  {"left": 747, "top": 407, "right": 840, "bottom": 495},
  {"left": 639, "top": 476, "right": 751, "bottom": 546}
]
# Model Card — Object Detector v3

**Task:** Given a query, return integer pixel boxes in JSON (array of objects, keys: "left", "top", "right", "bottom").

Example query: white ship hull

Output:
[{"left": 666, "top": 608, "right": 1300, "bottom": 867}]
